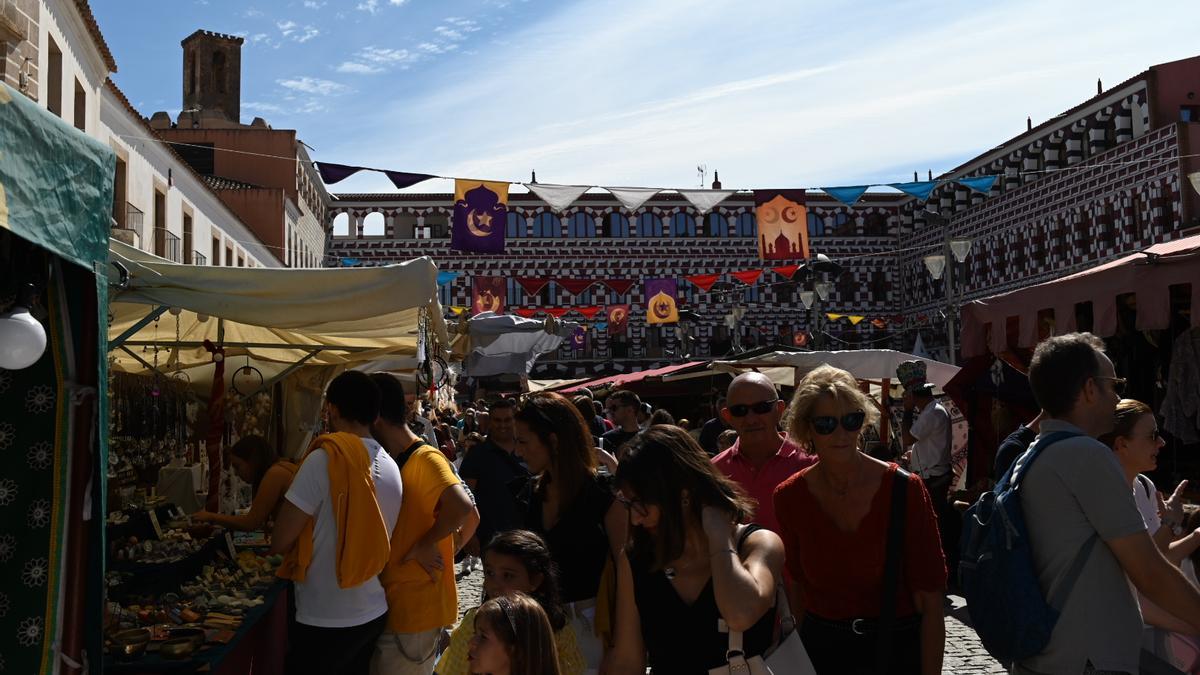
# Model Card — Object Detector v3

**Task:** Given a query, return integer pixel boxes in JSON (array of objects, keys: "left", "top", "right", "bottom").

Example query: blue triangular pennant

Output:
[
  {"left": 436, "top": 271, "right": 459, "bottom": 286},
  {"left": 820, "top": 185, "right": 869, "bottom": 207},
  {"left": 889, "top": 180, "right": 940, "bottom": 202},
  {"left": 594, "top": 322, "right": 608, "bottom": 331},
  {"left": 957, "top": 175, "right": 998, "bottom": 194},
  {"left": 341, "top": 258, "right": 360, "bottom": 267}
]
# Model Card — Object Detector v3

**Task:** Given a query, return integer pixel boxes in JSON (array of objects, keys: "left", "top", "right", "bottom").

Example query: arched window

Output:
[
  {"left": 637, "top": 213, "right": 662, "bottom": 237},
  {"left": 736, "top": 213, "right": 756, "bottom": 237},
  {"left": 212, "top": 52, "right": 226, "bottom": 94},
  {"left": 671, "top": 212, "right": 696, "bottom": 237},
  {"left": 533, "top": 212, "right": 560, "bottom": 238},
  {"left": 362, "top": 212, "right": 385, "bottom": 236},
  {"left": 807, "top": 212, "right": 823, "bottom": 237},
  {"left": 608, "top": 213, "right": 630, "bottom": 237},
  {"left": 506, "top": 212, "right": 525, "bottom": 238},
  {"left": 332, "top": 212, "right": 349, "bottom": 236},
  {"left": 707, "top": 213, "right": 728, "bottom": 237},
  {"left": 569, "top": 212, "right": 595, "bottom": 238}
]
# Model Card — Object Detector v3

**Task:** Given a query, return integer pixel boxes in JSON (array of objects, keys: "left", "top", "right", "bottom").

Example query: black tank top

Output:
[{"left": 630, "top": 524, "right": 776, "bottom": 674}]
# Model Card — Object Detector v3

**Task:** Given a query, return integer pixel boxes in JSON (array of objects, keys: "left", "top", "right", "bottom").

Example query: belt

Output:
[{"left": 804, "top": 613, "right": 921, "bottom": 636}]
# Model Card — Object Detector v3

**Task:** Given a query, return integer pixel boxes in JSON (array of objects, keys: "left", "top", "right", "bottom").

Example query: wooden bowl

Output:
[
  {"left": 159, "top": 637, "right": 196, "bottom": 659},
  {"left": 112, "top": 628, "right": 151, "bottom": 657}
]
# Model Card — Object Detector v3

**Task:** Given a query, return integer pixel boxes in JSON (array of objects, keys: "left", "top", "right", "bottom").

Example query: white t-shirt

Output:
[
  {"left": 1133, "top": 474, "right": 1161, "bottom": 534},
  {"left": 909, "top": 401, "right": 951, "bottom": 478},
  {"left": 284, "top": 437, "right": 403, "bottom": 628}
]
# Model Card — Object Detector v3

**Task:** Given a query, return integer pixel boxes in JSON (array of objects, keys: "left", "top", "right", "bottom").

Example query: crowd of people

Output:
[{"left": 206, "top": 329, "right": 1200, "bottom": 675}]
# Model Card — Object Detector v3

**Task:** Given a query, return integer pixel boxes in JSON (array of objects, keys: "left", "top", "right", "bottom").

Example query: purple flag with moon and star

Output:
[{"left": 452, "top": 179, "right": 509, "bottom": 253}]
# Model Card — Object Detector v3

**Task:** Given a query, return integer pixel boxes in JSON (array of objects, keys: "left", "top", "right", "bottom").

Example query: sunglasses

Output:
[
  {"left": 809, "top": 411, "right": 867, "bottom": 436},
  {"left": 727, "top": 399, "right": 779, "bottom": 417},
  {"left": 1096, "top": 376, "right": 1127, "bottom": 396}
]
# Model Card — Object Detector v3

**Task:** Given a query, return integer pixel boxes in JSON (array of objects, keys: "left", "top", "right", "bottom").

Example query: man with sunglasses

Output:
[
  {"left": 601, "top": 390, "right": 642, "bottom": 457},
  {"left": 712, "top": 373, "right": 815, "bottom": 534}
]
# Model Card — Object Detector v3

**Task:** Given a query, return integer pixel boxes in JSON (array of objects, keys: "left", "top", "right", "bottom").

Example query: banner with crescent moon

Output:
[
  {"left": 452, "top": 179, "right": 509, "bottom": 253},
  {"left": 607, "top": 305, "right": 630, "bottom": 335},
  {"left": 754, "top": 189, "right": 809, "bottom": 261},
  {"left": 571, "top": 326, "right": 587, "bottom": 350},
  {"left": 644, "top": 279, "right": 679, "bottom": 325},
  {"left": 471, "top": 276, "right": 507, "bottom": 315}
]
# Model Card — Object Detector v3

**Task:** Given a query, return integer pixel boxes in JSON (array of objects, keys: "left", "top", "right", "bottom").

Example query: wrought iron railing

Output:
[
  {"left": 192, "top": 250, "right": 207, "bottom": 266},
  {"left": 120, "top": 203, "right": 144, "bottom": 240},
  {"left": 158, "top": 230, "right": 181, "bottom": 263}
]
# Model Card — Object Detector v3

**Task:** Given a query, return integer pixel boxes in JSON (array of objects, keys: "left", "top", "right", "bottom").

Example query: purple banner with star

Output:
[{"left": 452, "top": 179, "right": 509, "bottom": 253}]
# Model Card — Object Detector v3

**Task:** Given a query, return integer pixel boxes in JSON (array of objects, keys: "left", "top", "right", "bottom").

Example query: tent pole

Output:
[
  {"left": 118, "top": 345, "right": 173, "bottom": 379},
  {"left": 108, "top": 306, "right": 169, "bottom": 350},
  {"left": 244, "top": 350, "right": 322, "bottom": 399}
]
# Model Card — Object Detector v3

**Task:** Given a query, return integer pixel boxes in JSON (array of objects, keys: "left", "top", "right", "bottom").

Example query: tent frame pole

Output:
[
  {"left": 109, "top": 306, "right": 169, "bottom": 350},
  {"left": 117, "top": 340, "right": 383, "bottom": 353},
  {"left": 244, "top": 350, "right": 322, "bottom": 398},
  {"left": 118, "top": 345, "right": 173, "bottom": 379}
]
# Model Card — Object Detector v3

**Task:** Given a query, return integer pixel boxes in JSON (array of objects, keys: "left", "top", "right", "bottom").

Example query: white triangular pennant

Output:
[
  {"left": 676, "top": 189, "right": 736, "bottom": 214},
  {"left": 524, "top": 183, "right": 590, "bottom": 212},
  {"left": 605, "top": 187, "right": 661, "bottom": 212}
]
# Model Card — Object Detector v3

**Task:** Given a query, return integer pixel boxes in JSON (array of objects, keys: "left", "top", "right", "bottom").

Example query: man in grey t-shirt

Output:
[{"left": 1018, "top": 333, "right": 1200, "bottom": 675}]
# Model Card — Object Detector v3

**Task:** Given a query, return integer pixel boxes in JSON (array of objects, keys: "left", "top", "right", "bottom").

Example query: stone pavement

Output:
[{"left": 456, "top": 560, "right": 1006, "bottom": 674}]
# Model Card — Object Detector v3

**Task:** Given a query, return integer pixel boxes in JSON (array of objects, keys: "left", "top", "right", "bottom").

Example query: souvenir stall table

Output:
[{"left": 101, "top": 241, "right": 448, "bottom": 673}]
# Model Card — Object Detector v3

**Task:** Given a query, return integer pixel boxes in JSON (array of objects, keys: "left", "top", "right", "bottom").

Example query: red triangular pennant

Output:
[
  {"left": 731, "top": 269, "right": 764, "bottom": 286},
  {"left": 871, "top": 318, "right": 887, "bottom": 329},
  {"left": 545, "top": 308, "right": 571, "bottom": 318},
  {"left": 516, "top": 277, "right": 550, "bottom": 296},
  {"left": 603, "top": 279, "right": 635, "bottom": 295},
  {"left": 577, "top": 306, "right": 602, "bottom": 319},
  {"left": 556, "top": 278, "right": 596, "bottom": 295},
  {"left": 685, "top": 274, "right": 722, "bottom": 292},
  {"left": 772, "top": 265, "right": 800, "bottom": 280},
  {"left": 514, "top": 308, "right": 538, "bottom": 318}
]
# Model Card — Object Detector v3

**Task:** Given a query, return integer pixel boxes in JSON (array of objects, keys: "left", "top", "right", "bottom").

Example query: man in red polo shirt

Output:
[{"left": 712, "top": 372, "right": 815, "bottom": 533}]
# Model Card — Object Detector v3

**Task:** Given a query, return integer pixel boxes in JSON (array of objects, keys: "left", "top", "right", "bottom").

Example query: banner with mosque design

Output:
[
  {"left": 471, "top": 276, "right": 507, "bottom": 315},
  {"left": 452, "top": 180, "right": 509, "bottom": 253},
  {"left": 754, "top": 189, "right": 809, "bottom": 261},
  {"left": 644, "top": 279, "right": 679, "bottom": 325}
]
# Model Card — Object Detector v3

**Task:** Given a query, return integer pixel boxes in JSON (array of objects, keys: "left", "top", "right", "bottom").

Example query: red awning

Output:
[
  {"left": 961, "top": 235, "right": 1200, "bottom": 357},
  {"left": 560, "top": 361, "right": 707, "bottom": 393}
]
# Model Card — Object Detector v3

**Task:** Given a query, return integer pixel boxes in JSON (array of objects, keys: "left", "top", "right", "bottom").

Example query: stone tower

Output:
[{"left": 181, "top": 30, "right": 243, "bottom": 122}]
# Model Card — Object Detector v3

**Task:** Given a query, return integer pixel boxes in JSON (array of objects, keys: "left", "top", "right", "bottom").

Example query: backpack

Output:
[{"left": 959, "top": 430, "right": 1098, "bottom": 662}]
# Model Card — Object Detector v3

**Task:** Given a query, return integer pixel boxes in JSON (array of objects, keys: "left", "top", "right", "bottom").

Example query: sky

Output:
[{"left": 92, "top": 0, "right": 1200, "bottom": 195}]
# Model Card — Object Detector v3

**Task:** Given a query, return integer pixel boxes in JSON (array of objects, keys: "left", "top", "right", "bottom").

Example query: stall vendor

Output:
[{"left": 193, "top": 435, "right": 298, "bottom": 531}]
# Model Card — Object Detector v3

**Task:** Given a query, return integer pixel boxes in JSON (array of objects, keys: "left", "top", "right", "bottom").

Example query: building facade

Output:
[{"left": 329, "top": 55, "right": 1200, "bottom": 377}]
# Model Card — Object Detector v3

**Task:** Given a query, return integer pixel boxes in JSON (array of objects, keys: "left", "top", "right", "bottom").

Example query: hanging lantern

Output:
[
  {"left": 0, "top": 284, "right": 47, "bottom": 370},
  {"left": 923, "top": 254, "right": 947, "bottom": 280},
  {"left": 949, "top": 238, "right": 974, "bottom": 263}
]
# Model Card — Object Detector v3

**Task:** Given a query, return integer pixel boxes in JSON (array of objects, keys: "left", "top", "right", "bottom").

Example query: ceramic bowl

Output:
[{"left": 112, "top": 628, "right": 151, "bottom": 657}]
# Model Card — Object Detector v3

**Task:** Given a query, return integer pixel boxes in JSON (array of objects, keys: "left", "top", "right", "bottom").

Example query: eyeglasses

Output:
[
  {"left": 726, "top": 399, "right": 779, "bottom": 417},
  {"left": 614, "top": 492, "right": 648, "bottom": 517},
  {"left": 809, "top": 411, "right": 867, "bottom": 436},
  {"left": 1097, "top": 376, "right": 1127, "bottom": 396}
]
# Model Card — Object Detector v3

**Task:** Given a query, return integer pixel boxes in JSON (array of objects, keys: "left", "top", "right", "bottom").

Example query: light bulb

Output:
[{"left": 0, "top": 285, "right": 48, "bottom": 370}]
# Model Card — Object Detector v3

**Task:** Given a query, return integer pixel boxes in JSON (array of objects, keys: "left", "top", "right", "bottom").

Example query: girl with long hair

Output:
[
  {"left": 469, "top": 592, "right": 562, "bottom": 675},
  {"left": 193, "top": 435, "right": 297, "bottom": 531},
  {"left": 607, "top": 425, "right": 784, "bottom": 673}
]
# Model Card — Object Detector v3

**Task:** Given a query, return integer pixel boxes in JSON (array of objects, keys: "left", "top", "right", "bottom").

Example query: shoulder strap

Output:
[
  {"left": 1005, "top": 430, "right": 1081, "bottom": 491},
  {"left": 1048, "top": 534, "right": 1099, "bottom": 612},
  {"left": 876, "top": 467, "right": 909, "bottom": 675},
  {"left": 395, "top": 440, "right": 427, "bottom": 470}
]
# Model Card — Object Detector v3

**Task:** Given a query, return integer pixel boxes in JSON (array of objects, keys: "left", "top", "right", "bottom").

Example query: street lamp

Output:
[
  {"left": 923, "top": 209, "right": 973, "bottom": 364},
  {"left": 796, "top": 255, "right": 842, "bottom": 350}
]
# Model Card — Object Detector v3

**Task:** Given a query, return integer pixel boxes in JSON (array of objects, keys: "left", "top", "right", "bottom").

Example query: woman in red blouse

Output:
[{"left": 773, "top": 365, "right": 946, "bottom": 675}]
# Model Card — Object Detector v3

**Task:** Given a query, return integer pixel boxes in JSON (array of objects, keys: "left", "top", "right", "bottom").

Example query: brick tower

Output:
[{"left": 181, "top": 30, "right": 243, "bottom": 123}]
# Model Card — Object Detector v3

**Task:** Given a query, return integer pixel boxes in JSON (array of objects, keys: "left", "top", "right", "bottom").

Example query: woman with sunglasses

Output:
[
  {"left": 773, "top": 365, "right": 946, "bottom": 675},
  {"left": 607, "top": 425, "right": 784, "bottom": 674},
  {"left": 513, "top": 393, "right": 628, "bottom": 673}
]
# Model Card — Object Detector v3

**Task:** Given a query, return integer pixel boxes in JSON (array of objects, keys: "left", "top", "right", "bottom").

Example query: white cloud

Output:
[
  {"left": 277, "top": 20, "right": 319, "bottom": 43},
  {"left": 357, "top": 0, "right": 406, "bottom": 14},
  {"left": 242, "top": 8, "right": 263, "bottom": 18},
  {"left": 360, "top": 46, "right": 415, "bottom": 64},
  {"left": 336, "top": 61, "right": 385, "bottom": 74},
  {"left": 243, "top": 101, "right": 286, "bottom": 115},
  {"left": 278, "top": 76, "right": 348, "bottom": 96},
  {"left": 277, "top": 20, "right": 298, "bottom": 34},
  {"left": 294, "top": 26, "right": 320, "bottom": 42},
  {"left": 303, "top": 0, "right": 325, "bottom": 7}
]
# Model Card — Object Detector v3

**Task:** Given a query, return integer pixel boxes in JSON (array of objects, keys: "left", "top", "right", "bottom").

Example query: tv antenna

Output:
[{"left": 697, "top": 164, "right": 707, "bottom": 188}]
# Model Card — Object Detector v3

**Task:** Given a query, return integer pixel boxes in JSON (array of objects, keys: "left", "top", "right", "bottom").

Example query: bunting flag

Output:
[
  {"left": 450, "top": 306, "right": 469, "bottom": 315},
  {"left": 452, "top": 179, "right": 509, "bottom": 253},
  {"left": 826, "top": 313, "right": 844, "bottom": 321},
  {"left": 525, "top": 183, "right": 590, "bottom": 212},
  {"left": 793, "top": 331, "right": 810, "bottom": 347},
  {"left": 571, "top": 326, "right": 587, "bottom": 350},
  {"left": 772, "top": 265, "right": 801, "bottom": 279},
  {"left": 848, "top": 315, "right": 865, "bottom": 325},
  {"left": 472, "top": 276, "right": 507, "bottom": 315},
  {"left": 545, "top": 307, "right": 571, "bottom": 319},
  {"left": 514, "top": 308, "right": 539, "bottom": 318},
  {"left": 436, "top": 271, "right": 459, "bottom": 286},
  {"left": 958, "top": 175, "right": 998, "bottom": 194},
  {"left": 316, "top": 162, "right": 366, "bottom": 184},
  {"left": 606, "top": 187, "right": 661, "bottom": 212},
  {"left": 685, "top": 274, "right": 722, "bottom": 292},
  {"left": 516, "top": 277, "right": 550, "bottom": 296},
  {"left": 754, "top": 190, "right": 810, "bottom": 261},
  {"left": 594, "top": 322, "right": 609, "bottom": 331},
  {"left": 607, "top": 305, "right": 630, "bottom": 335},
  {"left": 889, "top": 180, "right": 939, "bottom": 201},
  {"left": 821, "top": 185, "right": 869, "bottom": 207},
  {"left": 676, "top": 189, "right": 736, "bottom": 214},
  {"left": 577, "top": 306, "right": 602, "bottom": 319},
  {"left": 557, "top": 278, "right": 597, "bottom": 295},
  {"left": 603, "top": 279, "right": 636, "bottom": 295},
  {"left": 731, "top": 269, "right": 763, "bottom": 286},
  {"left": 645, "top": 279, "right": 679, "bottom": 325},
  {"left": 871, "top": 318, "right": 887, "bottom": 329},
  {"left": 383, "top": 170, "right": 436, "bottom": 190},
  {"left": 341, "top": 258, "right": 360, "bottom": 267}
]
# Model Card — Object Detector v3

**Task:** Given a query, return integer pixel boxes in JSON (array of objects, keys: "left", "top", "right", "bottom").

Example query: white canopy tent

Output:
[
  {"left": 703, "top": 349, "right": 961, "bottom": 389},
  {"left": 451, "top": 312, "right": 579, "bottom": 378}
]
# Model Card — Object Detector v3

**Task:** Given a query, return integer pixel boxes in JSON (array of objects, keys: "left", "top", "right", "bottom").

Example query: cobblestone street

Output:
[{"left": 456, "top": 562, "right": 1006, "bottom": 674}]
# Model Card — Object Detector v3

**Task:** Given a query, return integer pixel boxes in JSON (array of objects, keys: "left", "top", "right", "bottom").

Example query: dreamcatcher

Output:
[{"left": 415, "top": 306, "right": 450, "bottom": 391}]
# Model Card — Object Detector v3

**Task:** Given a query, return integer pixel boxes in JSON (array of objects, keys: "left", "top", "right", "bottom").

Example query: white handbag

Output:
[{"left": 707, "top": 584, "right": 816, "bottom": 675}]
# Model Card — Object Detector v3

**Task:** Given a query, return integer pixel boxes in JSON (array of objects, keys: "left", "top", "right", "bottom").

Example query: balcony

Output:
[
  {"left": 192, "top": 250, "right": 207, "bottom": 266},
  {"left": 155, "top": 229, "right": 181, "bottom": 263},
  {"left": 111, "top": 203, "right": 144, "bottom": 247}
]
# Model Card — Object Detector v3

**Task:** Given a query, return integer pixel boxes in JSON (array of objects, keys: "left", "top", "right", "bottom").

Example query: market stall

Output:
[{"left": 101, "top": 239, "right": 448, "bottom": 673}]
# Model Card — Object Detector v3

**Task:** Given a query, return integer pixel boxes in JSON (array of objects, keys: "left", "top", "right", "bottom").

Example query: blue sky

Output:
[{"left": 93, "top": 0, "right": 1200, "bottom": 194}]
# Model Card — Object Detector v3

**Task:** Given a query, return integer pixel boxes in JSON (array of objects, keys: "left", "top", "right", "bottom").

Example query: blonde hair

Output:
[{"left": 784, "top": 365, "right": 878, "bottom": 444}]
